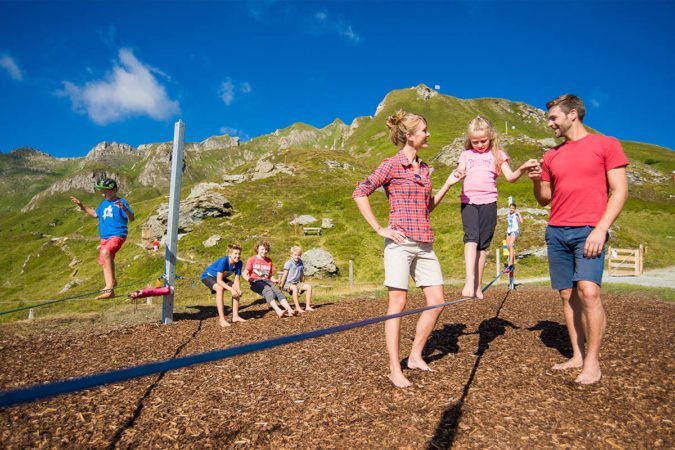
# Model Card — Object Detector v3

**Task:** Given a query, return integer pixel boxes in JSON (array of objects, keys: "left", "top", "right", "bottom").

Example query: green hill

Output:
[{"left": 0, "top": 85, "right": 673, "bottom": 321}]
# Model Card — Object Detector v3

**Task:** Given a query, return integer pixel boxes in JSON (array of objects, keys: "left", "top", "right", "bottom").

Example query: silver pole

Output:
[
  {"left": 162, "top": 120, "right": 185, "bottom": 324},
  {"left": 349, "top": 260, "right": 353, "bottom": 289}
]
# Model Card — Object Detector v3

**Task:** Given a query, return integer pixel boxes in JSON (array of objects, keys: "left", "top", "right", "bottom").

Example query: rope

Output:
[
  {"left": 0, "top": 270, "right": 510, "bottom": 408},
  {"left": 0, "top": 278, "right": 158, "bottom": 317}
]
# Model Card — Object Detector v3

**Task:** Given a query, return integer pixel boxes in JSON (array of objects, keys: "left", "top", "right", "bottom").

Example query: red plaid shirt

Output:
[{"left": 353, "top": 150, "right": 434, "bottom": 243}]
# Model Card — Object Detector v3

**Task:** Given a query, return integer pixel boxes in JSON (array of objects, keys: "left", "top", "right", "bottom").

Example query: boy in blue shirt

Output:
[
  {"left": 201, "top": 243, "right": 246, "bottom": 327},
  {"left": 279, "top": 245, "right": 314, "bottom": 313},
  {"left": 70, "top": 178, "right": 134, "bottom": 299}
]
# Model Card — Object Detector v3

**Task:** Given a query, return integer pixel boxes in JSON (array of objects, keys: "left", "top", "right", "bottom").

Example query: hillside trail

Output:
[{"left": 446, "top": 265, "right": 675, "bottom": 289}]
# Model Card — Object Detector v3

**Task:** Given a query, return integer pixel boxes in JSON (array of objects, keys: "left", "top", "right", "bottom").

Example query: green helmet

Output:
[{"left": 94, "top": 177, "right": 117, "bottom": 191}]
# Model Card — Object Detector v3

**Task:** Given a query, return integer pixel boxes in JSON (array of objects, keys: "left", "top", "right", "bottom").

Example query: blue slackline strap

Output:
[{"left": 0, "top": 272, "right": 506, "bottom": 408}]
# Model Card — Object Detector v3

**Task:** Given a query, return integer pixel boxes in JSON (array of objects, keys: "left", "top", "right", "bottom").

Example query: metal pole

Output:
[
  {"left": 349, "top": 260, "right": 353, "bottom": 289},
  {"left": 162, "top": 120, "right": 185, "bottom": 324},
  {"left": 496, "top": 249, "right": 500, "bottom": 277}
]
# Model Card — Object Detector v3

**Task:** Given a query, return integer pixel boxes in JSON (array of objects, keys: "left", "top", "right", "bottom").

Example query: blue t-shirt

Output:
[
  {"left": 201, "top": 256, "right": 243, "bottom": 280},
  {"left": 283, "top": 259, "right": 305, "bottom": 284},
  {"left": 96, "top": 198, "right": 133, "bottom": 239}
]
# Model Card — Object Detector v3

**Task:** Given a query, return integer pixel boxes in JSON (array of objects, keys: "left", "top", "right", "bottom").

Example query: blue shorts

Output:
[{"left": 545, "top": 225, "right": 607, "bottom": 290}]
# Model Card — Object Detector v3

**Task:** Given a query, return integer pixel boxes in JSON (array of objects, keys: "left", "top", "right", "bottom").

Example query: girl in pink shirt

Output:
[{"left": 455, "top": 116, "right": 538, "bottom": 298}]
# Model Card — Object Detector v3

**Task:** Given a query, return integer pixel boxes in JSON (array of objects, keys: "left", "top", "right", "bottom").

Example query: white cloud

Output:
[
  {"left": 339, "top": 25, "right": 361, "bottom": 44},
  {"left": 59, "top": 48, "right": 179, "bottom": 125},
  {"left": 219, "top": 78, "right": 252, "bottom": 106},
  {"left": 0, "top": 55, "right": 24, "bottom": 81},
  {"left": 311, "top": 12, "right": 362, "bottom": 45},
  {"left": 590, "top": 98, "right": 601, "bottom": 108},
  {"left": 219, "top": 126, "right": 249, "bottom": 140}
]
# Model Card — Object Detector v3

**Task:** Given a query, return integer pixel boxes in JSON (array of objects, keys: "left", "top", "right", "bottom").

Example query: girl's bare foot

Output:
[
  {"left": 388, "top": 372, "right": 412, "bottom": 388},
  {"left": 552, "top": 358, "right": 583, "bottom": 371},
  {"left": 461, "top": 284, "right": 474, "bottom": 298},
  {"left": 407, "top": 357, "right": 432, "bottom": 372},
  {"left": 96, "top": 289, "right": 115, "bottom": 299},
  {"left": 219, "top": 320, "right": 231, "bottom": 328},
  {"left": 232, "top": 316, "right": 247, "bottom": 323}
]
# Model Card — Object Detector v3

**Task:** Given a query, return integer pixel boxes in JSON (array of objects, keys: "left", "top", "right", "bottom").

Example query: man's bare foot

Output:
[
  {"left": 388, "top": 372, "right": 412, "bottom": 388},
  {"left": 96, "top": 289, "right": 115, "bottom": 299},
  {"left": 218, "top": 320, "right": 231, "bottom": 328},
  {"left": 575, "top": 363, "right": 602, "bottom": 385},
  {"left": 232, "top": 316, "right": 247, "bottom": 323},
  {"left": 407, "top": 357, "right": 432, "bottom": 372},
  {"left": 552, "top": 358, "right": 583, "bottom": 371},
  {"left": 461, "top": 284, "right": 475, "bottom": 298},
  {"left": 475, "top": 288, "right": 484, "bottom": 299},
  {"left": 305, "top": 306, "right": 315, "bottom": 312}
]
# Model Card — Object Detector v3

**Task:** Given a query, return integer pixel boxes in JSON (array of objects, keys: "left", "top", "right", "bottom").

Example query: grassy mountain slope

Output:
[{"left": 0, "top": 85, "right": 672, "bottom": 321}]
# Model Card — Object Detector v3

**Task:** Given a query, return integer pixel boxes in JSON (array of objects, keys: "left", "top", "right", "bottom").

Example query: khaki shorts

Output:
[
  {"left": 283, "top": 282, "right": 307, "bottom": 293},
  {"left": 383, "top": 238, "right": 444, "bottom": 290}
]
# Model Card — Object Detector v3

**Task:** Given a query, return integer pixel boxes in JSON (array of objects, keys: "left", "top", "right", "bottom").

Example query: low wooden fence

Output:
[{"left": 606, "top": 245, "right": 644, "bottom": 276}]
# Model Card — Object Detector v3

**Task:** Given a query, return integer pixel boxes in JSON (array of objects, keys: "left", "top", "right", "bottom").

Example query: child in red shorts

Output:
[{"left": 71, "top": 178, "right": 134, "bottom": 299}]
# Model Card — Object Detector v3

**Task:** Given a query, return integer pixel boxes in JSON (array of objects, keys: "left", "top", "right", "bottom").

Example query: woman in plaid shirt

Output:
[{"left": 353, "top": 110, "right": 464, "bottom": 388}]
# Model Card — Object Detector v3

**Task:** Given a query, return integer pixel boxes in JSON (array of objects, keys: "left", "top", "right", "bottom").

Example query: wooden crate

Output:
[{"left": 606, "top": 245, "right": 644, "bottom": 276}]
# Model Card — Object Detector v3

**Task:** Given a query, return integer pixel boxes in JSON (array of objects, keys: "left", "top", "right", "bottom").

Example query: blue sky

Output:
[{"left": 1, "top": 0, "right": 673, "bottom": 157}]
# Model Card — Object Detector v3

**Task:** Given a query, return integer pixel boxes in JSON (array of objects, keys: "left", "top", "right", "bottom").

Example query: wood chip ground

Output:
[{"left": 0, "top": 287, "right": 673, "bottom": 448}]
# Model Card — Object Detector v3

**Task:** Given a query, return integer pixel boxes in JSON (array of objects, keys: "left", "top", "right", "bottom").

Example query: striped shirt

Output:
[{"left": 353, "top": 150, "right": 434, "bottom": 243}]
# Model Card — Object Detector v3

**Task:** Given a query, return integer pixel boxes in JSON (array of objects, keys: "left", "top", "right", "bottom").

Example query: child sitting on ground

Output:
[
  {"left": 201, "top": 243, "right": 247, "bottom": 327},
  {"left": 70, "top": 177, "right": 134, "bottom": 299},
  {"left": 243, "top": 240, "right": 296, "bottom": 318},
  {"left": 279, "top": 245, "right": 314, "bottom": 313}
]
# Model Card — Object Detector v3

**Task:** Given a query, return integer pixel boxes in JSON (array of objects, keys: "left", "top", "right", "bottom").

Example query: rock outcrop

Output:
[
  {"left": 22, "top": 171, "right": 122, "bottom": 212},
  {"left": 143, "top": 183, "right": 234, "bottom": 243},
  {"left": 302, "top": 248, "right": 338, "bottom": 277}
]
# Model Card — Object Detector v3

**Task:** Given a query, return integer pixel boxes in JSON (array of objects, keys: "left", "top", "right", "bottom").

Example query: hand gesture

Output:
[
  {"left": 520, "top": 158, "right": 540, "bottom": 171},
  {"left": 378, "top": 226, "right": 406, "bottom": 244},
  {"left": 584, "top": 228, "right": 606, "bottom": 258},
  {"left": 527, "top": 158, "right": 543, "bottom": 181},
  {"left": 70, "top": 196, "right": 83, "bottom": 208}
]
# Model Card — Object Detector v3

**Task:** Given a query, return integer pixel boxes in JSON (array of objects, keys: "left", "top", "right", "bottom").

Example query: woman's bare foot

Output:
[
  {"left": 231, "top": 316, "right": 247, "bottom": 323},
  {"left": 461, "top": 284, "right": 475, "bottom": 298},
  {"left": 96, "top": 289, "right": 115, "bottom": 299},
  {"left": 218, "top": 319, "right": 231, "bottom": 328},
  {"left": 388, "top": 372, "right": 412, "bottom": 388},
  {"left": 407, "top": 357, "right": 432, "bottom": 371},
  {"left": 575, "top": 362, "right": 602, "bottom": 385},
  {"left": 552, "top": 358, "right": 583, "bottom": 371}
]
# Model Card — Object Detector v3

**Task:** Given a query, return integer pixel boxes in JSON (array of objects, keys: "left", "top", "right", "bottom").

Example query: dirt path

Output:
[{"left": 0, "top": 287, "right": 673, "bottom": 448}]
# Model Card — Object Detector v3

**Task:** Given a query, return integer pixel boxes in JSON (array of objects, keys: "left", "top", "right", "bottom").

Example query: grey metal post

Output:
[
  {"left": 349, "top": 260, "right": 353, "bottom": 289},
  {"left": 496, "top": 249, "right": 500, "bottom": 277},
  {"left": 162, "top": 120, "right": 185, "bottom": 324}
]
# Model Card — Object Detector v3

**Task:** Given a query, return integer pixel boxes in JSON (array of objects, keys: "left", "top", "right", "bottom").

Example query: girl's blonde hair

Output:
[
  {"left": 464, "top": 116, "right": 503, "bottom": 172},
  {"left": 385, "top": 110, "right": 427, "bottom": 147}
]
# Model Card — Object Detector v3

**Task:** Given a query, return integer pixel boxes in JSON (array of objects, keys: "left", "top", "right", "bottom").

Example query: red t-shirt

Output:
[
  {"left": 245, "top": 255, "right": 274, "bottom": 282},
  {"left": 541, "top": 133, "right": 628, "bottom": 226}
]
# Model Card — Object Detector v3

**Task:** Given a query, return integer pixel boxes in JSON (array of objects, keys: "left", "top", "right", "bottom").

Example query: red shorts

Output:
[{"left": 99, "top": 237, "right": 126, "bottom": 265}]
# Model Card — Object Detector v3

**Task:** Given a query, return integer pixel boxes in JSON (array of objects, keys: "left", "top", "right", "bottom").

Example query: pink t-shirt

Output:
[
  {"left": 541, "top": 133, "right": 628, "bottom": 226},
  {"left": 245, "top": 255, "right": 274, "bottom": 282},
  {"left": 458, "top": 148, "right": 509, "bottom": 204}
]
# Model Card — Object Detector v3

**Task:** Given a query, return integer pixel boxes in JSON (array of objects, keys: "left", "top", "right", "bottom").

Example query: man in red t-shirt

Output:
[{"left": 528, "top": 94, "right": 628, "bottom": 385}]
